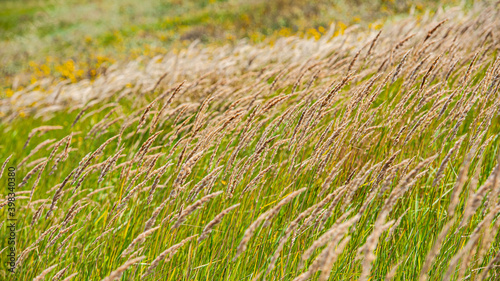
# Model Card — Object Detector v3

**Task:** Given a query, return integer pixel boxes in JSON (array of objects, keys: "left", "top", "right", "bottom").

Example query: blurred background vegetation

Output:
[{"left": 1, "top": 0, "right": 471, "bottom": 94}]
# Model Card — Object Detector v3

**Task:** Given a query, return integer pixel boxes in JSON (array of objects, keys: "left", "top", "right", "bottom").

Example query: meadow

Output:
[
  {"left": 0, "top": 0, "right": 464, "bottom": 90},
  {"left": 1, "top": 1, "right": 500, "bottom": 280}
]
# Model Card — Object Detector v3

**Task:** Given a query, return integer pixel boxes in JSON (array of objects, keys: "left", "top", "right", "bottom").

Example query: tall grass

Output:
[{"left": 1, "top": 2, "right": 500, "bottom": 280}]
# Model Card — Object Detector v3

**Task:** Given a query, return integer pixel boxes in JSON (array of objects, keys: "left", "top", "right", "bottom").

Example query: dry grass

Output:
[{"left": 1, "top": 2, "right": 500, "bottom": 280}]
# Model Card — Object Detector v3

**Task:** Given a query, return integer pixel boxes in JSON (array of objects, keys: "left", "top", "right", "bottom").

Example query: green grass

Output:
[
  {"left": 1, "top": 1, "right": 499, "bottom": 280},
  {"left": 1, "top": 56, "right": 499, "bottom": 279}
]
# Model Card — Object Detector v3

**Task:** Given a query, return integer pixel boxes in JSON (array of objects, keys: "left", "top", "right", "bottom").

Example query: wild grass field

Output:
[
  {"left": 0, "top": 0, "right": 465, "bottom": 90},
  {"left": 1, "top": 0, "right": 500, "bottom": 280}
]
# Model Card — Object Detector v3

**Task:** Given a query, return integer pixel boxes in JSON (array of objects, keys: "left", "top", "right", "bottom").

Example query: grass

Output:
[
  {"left": 0, "top": 0, "right": 468, "bottom": 92},
  {"left": 1, "top": 1, "right": 500, "bottom": 281}
]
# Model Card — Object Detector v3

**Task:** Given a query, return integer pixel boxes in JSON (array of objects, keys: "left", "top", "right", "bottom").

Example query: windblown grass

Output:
[{"left": 1, "top": 2, "right": 500, "bottom": 280}]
